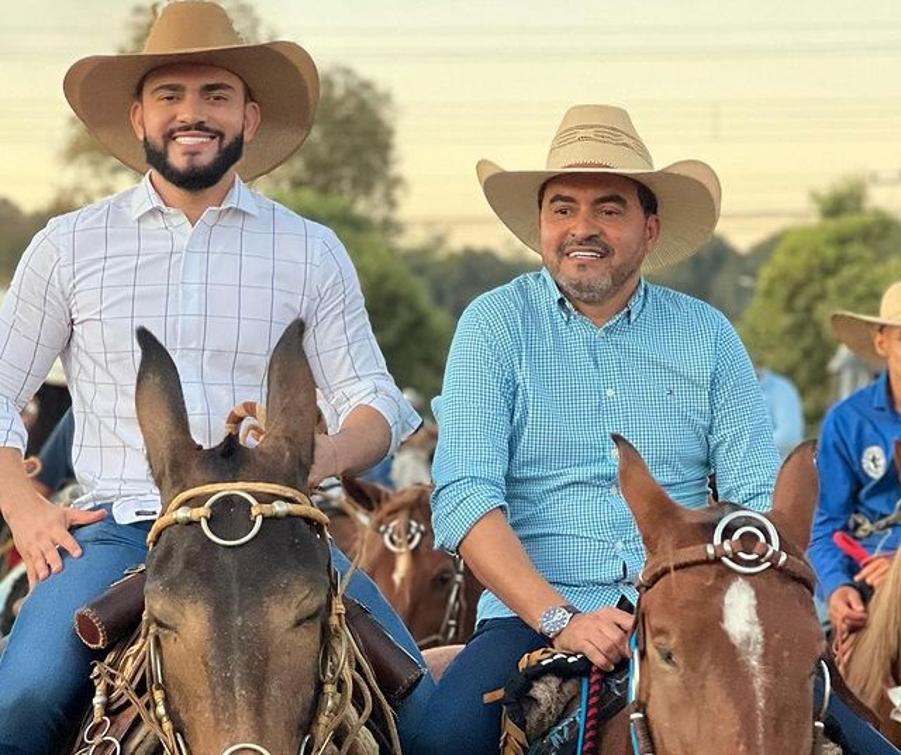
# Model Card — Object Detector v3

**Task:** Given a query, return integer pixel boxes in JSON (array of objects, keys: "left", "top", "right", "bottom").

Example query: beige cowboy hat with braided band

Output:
[
  {"left": 832, "top": 281, "right": 901, "bottom": 366},
  {"left": 63, "top": 0, "right": 319, "bottom": 181},
  {"left": 477, "top": 104, "right": 722, "bottom": 272}
]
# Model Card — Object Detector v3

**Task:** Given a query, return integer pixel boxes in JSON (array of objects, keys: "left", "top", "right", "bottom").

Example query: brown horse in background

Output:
[
  {"left": 331, "top": 478, "right": 481, "bottom": 648},
  {"left": 838, "top": 439, "right": 901, "bottom": 746}
]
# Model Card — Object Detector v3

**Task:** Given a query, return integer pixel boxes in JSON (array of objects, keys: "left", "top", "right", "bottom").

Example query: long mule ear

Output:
[
  {"left": 135, "top": 327, "right": 198, "bottom": 492},
  {"left": 258, "top": 319, "right": 317, "bottom": 483},
  {"left": 614, "top": 434, "right": 686, "bottom": 554},
  {"left": 767, "top": 440, "right": 819, "bottom": 551}
]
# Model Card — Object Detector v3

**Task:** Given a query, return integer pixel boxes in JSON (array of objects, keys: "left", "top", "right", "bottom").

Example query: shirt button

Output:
[
  {"left": 615, "top": 540, "right": 625, "bottom": 551},
  {"left": 609, "top": 483, "right": 619, "bottom": 494},
  {"left": 605, "top": 387, "right": 616, "bottom": 398},
  {"left": 610, "top": 445, "right": 620, "bottom": 461}
]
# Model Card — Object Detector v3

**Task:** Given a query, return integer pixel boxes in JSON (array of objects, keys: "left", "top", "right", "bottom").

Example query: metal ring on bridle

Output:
[
  {"left": 380, "top": 518, "right": 425, "bottom": 553},
  {"left": 82, "top": 716, "right": 111, "bottom": 744},
  {"left": 221, "top": 744, "right": 273, "bottom": 754},
  {"left": 199, "top": 490, "right": 264, "bottom": 547},
  {"left": 712, "top": 510, "right": 780, "bottom": 575}
]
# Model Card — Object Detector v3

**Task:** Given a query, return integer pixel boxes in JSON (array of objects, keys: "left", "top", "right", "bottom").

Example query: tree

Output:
[
  {"left": 811, "top": 177, "right": 867, "bottom": 220},
  {"left": 58, "top": 3, "right": 401, "bottom": 215},
  {"left": 739, "top": 211, "right": 901, "bottom": 426},
  {"left": 264, "top": 67, "right": 402, "bottom": 218},
  {"left": 403, "top": 244, "right": 539, "bottom": 321},
  {"left": 273, "top": 187, "right": 453, "bottom": 398}
]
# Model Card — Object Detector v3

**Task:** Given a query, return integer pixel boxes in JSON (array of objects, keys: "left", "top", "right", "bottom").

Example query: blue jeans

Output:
[
  {"left": 408, "top": 616, "right": 547, "bottom": 755},
  {"left": 0, "top": 510, "right": 432, "bottom": 754}
]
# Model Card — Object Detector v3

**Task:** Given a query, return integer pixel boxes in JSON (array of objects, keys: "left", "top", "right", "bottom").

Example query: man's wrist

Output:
[{"left": 538, "top": 603, "right": 580, "bottom": 640}]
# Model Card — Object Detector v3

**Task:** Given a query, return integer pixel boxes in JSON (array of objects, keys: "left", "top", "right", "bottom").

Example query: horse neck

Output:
[{"left": 845, "top": 549, "right": 901, "bottom": 708}]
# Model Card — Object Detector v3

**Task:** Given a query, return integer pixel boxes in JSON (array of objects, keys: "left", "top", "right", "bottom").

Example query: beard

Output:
[
  {"left": 552, "top": 236, "right": 644, "bottom": 305},
  {"left": 144, "top": 129, "right": 244, "bottom": 191}
]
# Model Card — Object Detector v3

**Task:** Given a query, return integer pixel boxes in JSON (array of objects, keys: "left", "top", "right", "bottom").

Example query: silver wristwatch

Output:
[{"left": 538, "top": 604, "right": 580, "bottom": 640}]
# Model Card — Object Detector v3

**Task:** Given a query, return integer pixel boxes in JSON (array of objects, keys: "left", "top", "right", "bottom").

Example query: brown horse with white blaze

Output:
[
  {"left": 130, "top": 320, "right": 370, "bottom": 754},
  {"left": 593, "top": 436, "right": 827, "bottom": 754}
]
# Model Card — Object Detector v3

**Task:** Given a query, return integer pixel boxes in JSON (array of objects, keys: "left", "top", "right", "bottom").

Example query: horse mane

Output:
[{"left": 844, "top": 550, "right": 901, "bottom": 709}]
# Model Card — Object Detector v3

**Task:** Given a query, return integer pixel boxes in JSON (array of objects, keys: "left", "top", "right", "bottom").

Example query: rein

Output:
[
  {"left": 79, "top": 481, "right": 400, "bottom": 755},
  {"left": 626, "top": 510, "right": 831, "bottom": 755}
]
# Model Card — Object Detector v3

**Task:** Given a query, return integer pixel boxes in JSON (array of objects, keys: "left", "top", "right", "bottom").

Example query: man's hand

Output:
[
  {"left": 308, "top": 433, "right": 341, "bottom": 488},
  {"left": 828, "top": 585, "right": 868, "bottom": 633},
  {"left": 3, "top": 493, "right": 105, "bottom": 589},
  {"left": 552, "top": 606, "right": 633, "bottom": 671},
  {"left": 854, "top": 557, "right": 891, "bottom": 589}
]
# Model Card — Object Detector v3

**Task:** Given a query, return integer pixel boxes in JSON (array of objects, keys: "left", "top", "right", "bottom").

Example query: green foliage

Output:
[
  {"left": 811, "top": 177, "right": 867, "bottom": 220},
  {"left": 265, "top": 67, "right": 402, "bottom": 217},
  {"left": 739, "top": 211, "right": 901, "bottom": 425},
  {"left": 403, "top": 245, "right": 540, "bottom": 320},
  {"left": 273, "top": 187, "right": 453, "bottom": 398}
]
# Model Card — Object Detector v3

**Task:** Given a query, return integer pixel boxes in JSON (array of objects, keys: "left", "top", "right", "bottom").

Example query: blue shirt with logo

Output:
[
  {"left": 809, "top": 371, "right": 901, "bottom": 600},
  {"left": 431, "top": 269, "right": 780, "bottom": 622}
]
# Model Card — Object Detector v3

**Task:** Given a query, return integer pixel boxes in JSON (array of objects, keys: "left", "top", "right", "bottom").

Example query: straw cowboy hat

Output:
[
  {"left": 63, "top": 0, "right": 319, "bottom": 181},
  {"left": 832, "top": 281, "right": 901, "bottom": 366},
  {"left": 477, "top": 104, "right": 722, "bottom": 272}
]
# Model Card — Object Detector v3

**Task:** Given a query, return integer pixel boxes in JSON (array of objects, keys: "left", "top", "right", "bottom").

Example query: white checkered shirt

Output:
[{"left": 0, "top": 174, "right": 419, "bottom": 523}]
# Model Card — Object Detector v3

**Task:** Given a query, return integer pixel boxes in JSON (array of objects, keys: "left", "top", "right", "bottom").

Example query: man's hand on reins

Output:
[{"left": 552, "top": 607, "right": 633, "bottom": 671}]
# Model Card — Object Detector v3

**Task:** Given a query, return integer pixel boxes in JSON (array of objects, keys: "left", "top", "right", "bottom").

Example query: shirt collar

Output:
[
  {"left": 130, "top": 172, "right": 260, "bottom": 221},
  {"left": 540, "top": 267, "right": 648, "bottom": 326},
  {"left": 872, "top": 370, "right": 891, "bottom": 412}
]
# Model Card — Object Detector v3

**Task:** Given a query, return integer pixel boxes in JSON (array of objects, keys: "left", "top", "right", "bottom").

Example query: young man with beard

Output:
[
  {"left": 410, "top": 105, "right": 781, "bottom": 753},
  {"left": 0, "top": 3, "right": 430, "bottom": 751}
]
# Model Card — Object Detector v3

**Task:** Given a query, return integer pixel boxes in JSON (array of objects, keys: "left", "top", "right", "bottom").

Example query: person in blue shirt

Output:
[
  {"left": 757, "top": 367, "right": 805, "bottom": 459},
  {"left": 409, "top": 105, "right": 781, "bottom": 754},
  {"left": 810, "top": 281, "right": 901, "bottom": 636}
]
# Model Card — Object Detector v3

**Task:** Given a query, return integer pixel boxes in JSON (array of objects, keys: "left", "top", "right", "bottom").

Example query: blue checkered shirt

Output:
[{"left": 431, "top": 269, "right": 780, "bottom": 622}]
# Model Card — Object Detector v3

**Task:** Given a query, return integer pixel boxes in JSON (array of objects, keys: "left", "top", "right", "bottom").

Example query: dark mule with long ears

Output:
[{"left": 123, "top": 320, "right": 387, "bottom": 755}]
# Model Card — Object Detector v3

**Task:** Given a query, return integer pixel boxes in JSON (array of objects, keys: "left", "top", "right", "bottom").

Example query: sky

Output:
[{"left": 2, "top": 0, "right": 900, "bottom": 253}]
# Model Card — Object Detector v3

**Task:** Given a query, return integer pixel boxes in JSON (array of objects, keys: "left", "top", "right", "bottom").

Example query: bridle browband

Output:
[{"left": 627, "top": 510, "right": 831, "bottom": 755}]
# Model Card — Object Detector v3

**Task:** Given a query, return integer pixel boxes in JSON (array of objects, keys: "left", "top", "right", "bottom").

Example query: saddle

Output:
[
  {"left": 74, "top": 565, "right": 424, "bottom": 707},
  {"left": 491, "top": 648, "right": 630, "bottom": 755}
]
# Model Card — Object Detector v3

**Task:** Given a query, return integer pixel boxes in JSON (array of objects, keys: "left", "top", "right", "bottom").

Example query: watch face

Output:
[{"left": 540, "top": 606, "right": 572, "bottom": 638}]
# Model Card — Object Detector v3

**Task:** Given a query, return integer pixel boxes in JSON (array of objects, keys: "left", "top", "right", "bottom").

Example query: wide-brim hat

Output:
[
  {"left": 63, "top": 1, "right": 319, "bottom": 181},
  {"left": 477, "top": 105, "right": 722, "bottom": 272},
  {"left": 831, "top": 281, "right": 901, "bottom": 366}
]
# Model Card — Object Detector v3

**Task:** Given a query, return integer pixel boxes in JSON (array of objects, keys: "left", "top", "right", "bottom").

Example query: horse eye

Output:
[
  {"left": 293, "top": 606, "right": 323, "bottom": 628},
  {"left": 433, "top": 570, "right": 454, "bottom": 588},
  {"left": 655, "top": 644, "right": 677, "bottom": 666}
]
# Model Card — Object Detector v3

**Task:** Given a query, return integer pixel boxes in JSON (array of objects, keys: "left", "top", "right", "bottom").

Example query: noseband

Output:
[
  {"left": 627, "top": 510, "right": 831, "bottom": 755},
  {"left": 79, "top": 481, "right": 397, "bottom": 755}
]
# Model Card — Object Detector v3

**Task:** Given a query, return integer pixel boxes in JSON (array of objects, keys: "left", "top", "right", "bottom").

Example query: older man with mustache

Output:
[{"left": 411, "top": 105, "right": 781, "bottom": 753}]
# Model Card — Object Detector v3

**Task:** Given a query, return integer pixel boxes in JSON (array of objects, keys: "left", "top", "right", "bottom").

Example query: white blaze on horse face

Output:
[{"left": 722, "top": 578, "right": 767, "bottom": 750}]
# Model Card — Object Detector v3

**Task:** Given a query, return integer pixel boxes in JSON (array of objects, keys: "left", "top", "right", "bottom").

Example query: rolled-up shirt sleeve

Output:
[
  {"left": 431, "top": 301, "right": 513, "bottom": 553},
  {"left": 0, "top": 221, "right": 71, "bottom": 452},
  {"left": 708, "top": 315, "right": 780, "bottom": 511},
  {"left": 304, "top": 229, "right": 419, "bottom": 454},
  {"left": 808, "top": 409, "right": 858, "bottom": 600}
]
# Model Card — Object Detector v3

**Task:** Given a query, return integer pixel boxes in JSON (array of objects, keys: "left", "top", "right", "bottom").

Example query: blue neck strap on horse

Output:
[{"left": 628, "top": 631, "right": 642, "bottom": 755}]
